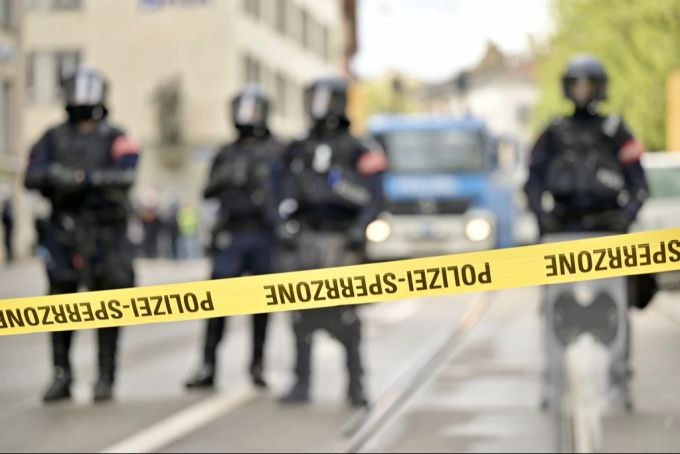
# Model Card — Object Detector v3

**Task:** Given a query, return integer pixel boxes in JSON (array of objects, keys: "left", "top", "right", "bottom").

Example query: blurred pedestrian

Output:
[
  {"left": 184, "top": 85, "right": 283, "bottom": 389},
  {"left": 139, "top": 189, "right": 161, "bottom": 258},
  {"left": 1, "top": 191, "right": 13, "bottom": 263},
  {"left": 163, "top": 197, "right": 180, "bottom": 259},
  {"left": 177, "top": 202, "right": 200, "bottom": 259},
  {"left": 24, "top": 67, "right": 140, "bottom": 403}
]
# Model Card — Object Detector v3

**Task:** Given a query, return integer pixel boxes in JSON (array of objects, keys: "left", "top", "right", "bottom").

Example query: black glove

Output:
[
  {"left": 274, "top": 221, "right": 299, "bottom": 250},
  {"left": 47, "top": 164, "right": 87, "bottom": 192},
  {"left": 346, "top": 225, "right": 366, "bottom": 251},
  {"left": 608, "top": 211, "right": 632, "bottom": 233},
  {"left": 583, "top": 210, "right": 631, "bottom": 233},
  {"left": 538, "top": 213, "right": 561, "bottom": 234}
]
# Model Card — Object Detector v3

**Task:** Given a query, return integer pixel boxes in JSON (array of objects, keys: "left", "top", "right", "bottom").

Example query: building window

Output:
[
  {"left": 27, "top": 0, "right": 81, "bottom": 10},
  {"left": 260, "top": 63, "right": 271, "bottom": 94},
  {"left": 56, "top": 51, "right": 80, "bottom": 83},
  {"left": 275, "top": 0, "right": 286, "bottom": 35},
  {"left": 26, "top": 50, "right": 80, "bottom": 103},
  {"left": 300, "top": 8, "right": 309, "bottom": 49},
  {"left": 0, "top": 0, "right": 12, "bottom": 28},
  {"left": 244, "top": 0, "right": 260, "bottom": 20},
  {"left": 293, "top": 79, "right": 304, "bottom": 116},
  {"left": 0, "top": 81, "right": 10, "bottom": 155},
  {"left": 243, "top": 54, "right": 260, "bottom": 84},
  {"left": 275, "top": 72, "right": 286, "bottom": 116},
  {"left": 53, "top": 0, "right": 81, "bottom": 8},
  {"left": 321, "top": 25, "right": 330, "bottom": 61}
]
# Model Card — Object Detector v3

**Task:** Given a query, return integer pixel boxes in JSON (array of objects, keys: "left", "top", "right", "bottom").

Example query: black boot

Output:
[
  {"left": 185, "top": 364, "right": 216, "bottom": 389},
  {"left": 44, "top": 330, "right": 74, "bottom": 403},
  {"left": 93, "top": 376, "right": 114, "bottom": 402},
  {"left": 341, "top": 318, "right": 367, "bottom": 408},
  {"left": 94, "top": 327, "right": 118, "bottom": 402},
  {"left": 347, "top": 381, "right": 369, "bottom": 408},
  {"left": 185, "top": 318, "right": 225, "bottom": 390},
  {"left": 280, "top": 328, "right": 312, "bottom": 404},
  {"left": 250, "top": 363, "right": 267, "bottom": 388},
  {"left": 279, "top": 380, "right": 310, "bottom": 404},
  {"left": 43, "top": 366, "right": 72, "bottom": 403},
  {"left": 250, "top": 314, "right": 269, "bottom": 388}
]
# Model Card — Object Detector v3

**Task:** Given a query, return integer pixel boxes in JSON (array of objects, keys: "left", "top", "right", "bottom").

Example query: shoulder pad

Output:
[
  {"left": 359, "top": 135, "right": 384, "bottom": 153},
  {"left": 602, "top": 115, "right": 621, "bottom": 138},
  {"left": 96, "top": 121, "right": 116, "bottom": 136},
  {"left": 111, "top": 133, "right": 141, "bottom": 159},
  {"left": 548, "top": 116, "right": 567, "bottom": 130}
]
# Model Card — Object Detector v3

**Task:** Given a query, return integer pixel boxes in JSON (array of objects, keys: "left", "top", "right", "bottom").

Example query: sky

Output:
[{"left": 352, "top": 0, "right": 554, "bottom": 82}]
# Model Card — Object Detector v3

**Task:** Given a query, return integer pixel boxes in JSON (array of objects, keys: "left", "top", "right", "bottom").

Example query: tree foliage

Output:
[
  {"left": 533, "top": 0, "right": 680, "bottom": 150},
  {"left": 351, "top": 74, "right": 420, "bottom": 133}
]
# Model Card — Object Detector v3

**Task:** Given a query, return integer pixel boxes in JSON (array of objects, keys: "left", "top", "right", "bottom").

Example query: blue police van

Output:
[{"left": 364, "top": 114, "right": 535, "bottom": 261}]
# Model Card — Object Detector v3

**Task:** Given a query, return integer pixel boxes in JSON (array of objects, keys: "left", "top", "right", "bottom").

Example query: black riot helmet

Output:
[
  {"left": 304, "top": 77, "right": 349, "bottom": 127},
  {"left": 230, "top": 85, "right": 270, "bottom": 137},
  {"left": 61, "top": 67, "right": 109, "bottom": 122},
  {"left": 561, "top": 54, "right": 608, "bottom": 110}
]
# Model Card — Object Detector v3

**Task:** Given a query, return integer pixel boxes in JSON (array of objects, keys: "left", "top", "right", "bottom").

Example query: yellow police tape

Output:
[{"left": 1, "top": 228, "right": 679, "bottom": 336}]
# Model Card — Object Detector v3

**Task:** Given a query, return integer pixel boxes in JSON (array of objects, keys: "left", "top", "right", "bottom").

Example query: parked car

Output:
[{"left": 631, "top": 150, "right": 680, "bottom": 289}]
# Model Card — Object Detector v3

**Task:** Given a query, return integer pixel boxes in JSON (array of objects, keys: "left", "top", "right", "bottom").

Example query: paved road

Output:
[
  {"left": 1, "top": 259, "right": 679, "bottom": 452},
  {"left": 353, "top": 290, "right": 680, "bottom": 453}
]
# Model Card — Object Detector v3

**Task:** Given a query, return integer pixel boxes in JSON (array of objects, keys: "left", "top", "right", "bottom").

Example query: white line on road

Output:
[{"left": 99, "top": 385, "right": 257, "bottom": 454}]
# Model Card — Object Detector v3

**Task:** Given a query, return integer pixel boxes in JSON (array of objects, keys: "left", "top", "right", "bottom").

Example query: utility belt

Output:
[
  {"left": 213, "top": 217, "right": 269, "bottom": 233},
  {"left": 555, "top": 203, "right": 620, "bottom": 220},
  {"left": 553, "top": 203, "right": 625, "bottom": 231},
  {"left": 45, "top": 211, "right": 125, "bottom": 274},
  {"left": 51, "top": 205, "right": 129, "bottom": 227},
  {"left": 296, "top": 216, "right": 354, "bottom": 233}
]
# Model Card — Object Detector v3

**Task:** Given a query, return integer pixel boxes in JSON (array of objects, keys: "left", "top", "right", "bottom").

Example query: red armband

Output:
[
  {"left": 112, "top": 135, "right": 141, "bottom": 160},
  {"left": 618, "top": 139, "right": 644, "bottom": 164},
  {"left": 357, "top": 149, "right": 388, "bottom": 176}
]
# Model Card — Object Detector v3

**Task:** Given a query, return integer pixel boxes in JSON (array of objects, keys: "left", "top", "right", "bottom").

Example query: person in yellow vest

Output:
[{"left": 177, "top": 202, "right": 200, "bottom": 259}]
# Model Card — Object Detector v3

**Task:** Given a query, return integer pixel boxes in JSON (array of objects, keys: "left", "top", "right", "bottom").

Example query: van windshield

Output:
[{"left": 381, "top": 130, "right": 486, "bottom": 172}]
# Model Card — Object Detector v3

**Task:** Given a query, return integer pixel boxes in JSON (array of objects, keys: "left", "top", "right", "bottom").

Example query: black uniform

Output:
[
  {"left": 525, "top": 55, "right": 647, "bottom": 234},
  {"left": 525, "top": 55, "right": 648, "bottom": 411},
  {"left": 525, "top": 111, "right": 647, "bottom": 233},
  {"left": 185, "top": 86, "right": 282, "bottom": 389},
  {"left": 24, "top": 68, "right": 139, "bottom": 403},
  {"left": 276, "top": 78, "right": 386, "bottom": 407}
]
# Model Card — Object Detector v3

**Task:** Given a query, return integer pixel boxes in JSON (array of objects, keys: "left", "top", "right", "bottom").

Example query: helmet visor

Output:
[
  {"left": 63, "top": 70, "right": 107, "bottom": 106},
  {"left": 305, "top": 83, "right": 347, "bottom": 121},
  {"left": 233, "top": 92, "right": 267, "bottom": 127}
]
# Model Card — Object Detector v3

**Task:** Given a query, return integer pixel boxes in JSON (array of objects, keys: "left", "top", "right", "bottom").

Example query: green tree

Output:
[
  {"left": 359, "top": 75, "right": 419, "bottom": 115},
  {"left": 533, "top": 0, "right": 680, "bottom": 150}
]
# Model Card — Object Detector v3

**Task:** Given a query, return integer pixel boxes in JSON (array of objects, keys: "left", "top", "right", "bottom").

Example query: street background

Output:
[{"left": 1, "top": 0, "right": 680, "bottom": 452}]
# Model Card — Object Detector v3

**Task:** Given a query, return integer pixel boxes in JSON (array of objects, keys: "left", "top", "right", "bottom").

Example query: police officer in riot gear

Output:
[
  {"left": 24, "top": 67, "right": 140, "bottom": 403},
  {"left": 184, "top": 86, "right": 283, "bottom": 390},
  {"left": 276, "top": 77, "right": 387, "bottom": 407},
  {"left": 525, "top": 54, "right": 647, "bottom": 234},
  {"left": 525, "top": 54, "right": 648, "bottom": 410}
]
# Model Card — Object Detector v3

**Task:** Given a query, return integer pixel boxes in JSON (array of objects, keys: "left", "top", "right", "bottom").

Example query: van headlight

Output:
[
  {"left": 465, "top": 218, "right": 492, "bottom": 242},
  {"left": 366, "top": 219, "right": 391, "bottom": 242}
]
